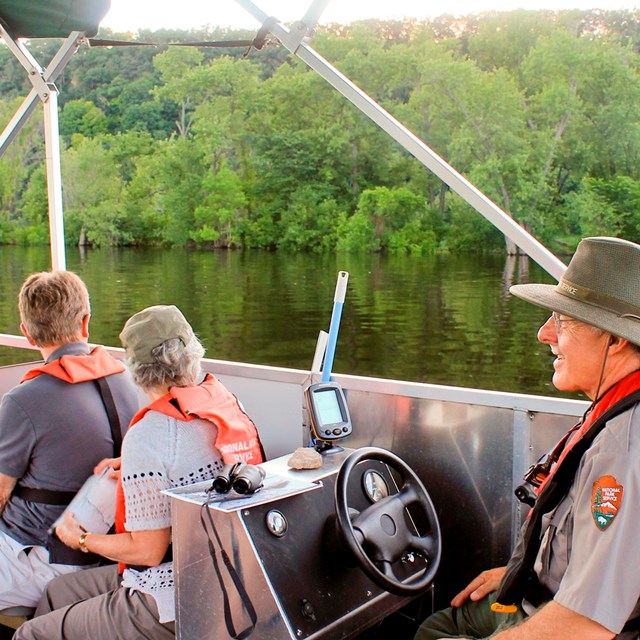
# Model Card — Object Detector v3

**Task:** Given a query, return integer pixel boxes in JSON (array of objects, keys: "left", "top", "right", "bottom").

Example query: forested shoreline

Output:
[{"left": 0, "top": 9, "right": 638, "bottom": 254}]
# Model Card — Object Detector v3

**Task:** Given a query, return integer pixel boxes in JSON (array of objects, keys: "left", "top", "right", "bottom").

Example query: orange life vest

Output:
[
  {"left": 20, "top": 345, "right": 125, "bottom": 384},
  {"left": 115, "top": 374, "right": 264, "bottom": 571}
]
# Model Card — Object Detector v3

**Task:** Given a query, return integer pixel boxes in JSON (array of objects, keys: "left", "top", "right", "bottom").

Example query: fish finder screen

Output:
[
  {"left": 305, "top": 381, "right": 352, "bottom": 441},
  {"left": 315, "top": 389, "right": 343, "bottom": 426}
]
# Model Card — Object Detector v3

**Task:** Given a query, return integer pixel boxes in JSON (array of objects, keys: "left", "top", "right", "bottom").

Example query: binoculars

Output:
[{"left": 211, "top": 462, "right": 265, "bottom": 495}]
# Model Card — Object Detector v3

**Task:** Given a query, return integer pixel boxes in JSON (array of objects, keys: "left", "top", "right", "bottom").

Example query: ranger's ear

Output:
[{"left": 608, "top": 334, "right": 631, "bottom": 354}]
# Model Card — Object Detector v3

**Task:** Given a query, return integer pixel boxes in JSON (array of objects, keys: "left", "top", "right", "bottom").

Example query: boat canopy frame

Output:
[
  {"left": 0, "top": 26, "right": 87, "bottom": 271},
  {"left": 0, "top": 0, "right": 567, "bottom": 279},
  {"left": 0, "top": 0, "right": 111, "bottom": 269}
]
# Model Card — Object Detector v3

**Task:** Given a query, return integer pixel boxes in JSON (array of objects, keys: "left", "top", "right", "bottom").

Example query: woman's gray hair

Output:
[{"left": 127, "top": 336, "right": 205, "bottom": 392}]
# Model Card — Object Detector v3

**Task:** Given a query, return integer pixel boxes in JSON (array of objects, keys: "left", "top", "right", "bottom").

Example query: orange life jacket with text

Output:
[
  {"left": 20, "top": 345, "right": 125, "bottom": 384},
  {"left": 115, "top": 374, "right": 264, "bottom": 571}
]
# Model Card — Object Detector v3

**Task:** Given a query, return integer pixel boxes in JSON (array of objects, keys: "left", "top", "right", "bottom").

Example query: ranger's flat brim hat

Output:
[
  {"left": 510, "top": 236, "right": 640, "bottom": 346},
  {"left": 120, "top": 304, "right": 194, "bottom": 364}
]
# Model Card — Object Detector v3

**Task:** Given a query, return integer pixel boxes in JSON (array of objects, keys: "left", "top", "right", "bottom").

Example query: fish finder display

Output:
[
  {"left": 305, "top": 382, "right": 352, "bottom": 441},
  {"left": 315, "top": 389, "right": 343, "bottom": 425}
]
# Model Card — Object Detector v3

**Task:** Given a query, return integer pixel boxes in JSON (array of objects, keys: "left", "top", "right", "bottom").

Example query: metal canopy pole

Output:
[
  {"left": 0, "top": 27, "right": 83, "bottom": 270},
  {"left": 42, "top": 89, "right": 66, "bottom": 270},
  {"left": 235, "top": 0, "right": 566, "bottom": 280},
  {"left": 0, "top": 30, "right": 84, "bottom": 156}
]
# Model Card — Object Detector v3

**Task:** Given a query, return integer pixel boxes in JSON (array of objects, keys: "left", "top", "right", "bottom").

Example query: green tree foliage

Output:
[
  {"left": 152, "top": 48, "right": 205, "bottom": 138},
  {"left": 339, "top": 187, "right": 435, "bottom": 254},
  {"left": 147, "top": 136, "right": 208, "bottom": 246},
  {"left": 0, "top": 97, "right": 44, "bottom": 241},
  {"left": 59, "top": 99, "right": 108, "bottom": 138},
  {"left": 565, "top": 176, "right": 640, "bottom": 238},
  {"left": 192, "top": 165, "right": 247, "bottom": 247},
  {"left": 16, "top": 166, "right": 49, "bottom": 245},
  {"left": 278, "top": 187, "right": 345, "bottom": 252},
  {"left": 1, "top": 10, "right": 639, "bottom": 253},
  {"left": 62, "top": 136, "right": 126, "bottom": 246}
]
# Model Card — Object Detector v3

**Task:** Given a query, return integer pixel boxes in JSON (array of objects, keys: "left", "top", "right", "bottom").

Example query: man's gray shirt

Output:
[
  {"left": 535, "top": 404, "right": 640, "bottom": 636},
  {"left": 0, "top": 342, "right": 138, "bottom": 547}
]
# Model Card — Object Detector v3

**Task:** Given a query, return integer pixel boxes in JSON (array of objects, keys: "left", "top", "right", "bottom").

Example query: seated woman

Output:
[{"left": 15, "top": 304, "right": 264, "bottom": 640}]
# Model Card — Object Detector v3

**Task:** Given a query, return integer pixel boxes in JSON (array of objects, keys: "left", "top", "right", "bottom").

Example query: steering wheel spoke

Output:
[
  {"left": 335, "top": 447, "right": 441, "bottom": 597},
  {"left": 376, "top": 559, "right": 397, "bottom": 580},
  {"left": 410, "top": 532, "right": 438, "bottom": 560},
  {"left": 398, "top": 482, "right": 420, "bottom": 507}
]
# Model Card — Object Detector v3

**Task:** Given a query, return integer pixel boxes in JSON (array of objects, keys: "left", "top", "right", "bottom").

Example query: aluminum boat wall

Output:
[{"left": 0, "top": 341, "right": 586, "bottom": 604}]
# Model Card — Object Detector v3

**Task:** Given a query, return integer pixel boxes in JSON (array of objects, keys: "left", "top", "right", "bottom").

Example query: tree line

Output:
[{"left": 0, "top": 9, "right": 638, "bottom": 254}]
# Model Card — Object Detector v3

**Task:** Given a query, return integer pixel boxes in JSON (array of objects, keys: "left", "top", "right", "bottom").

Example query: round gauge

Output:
[
  {"left": 265, "top": 509, "right": 288, "bottom": 537},
  {"left": 362, "top": 470, "right": 389, "bottom": 503}
]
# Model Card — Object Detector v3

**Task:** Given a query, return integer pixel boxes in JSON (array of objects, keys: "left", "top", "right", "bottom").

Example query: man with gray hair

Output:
[
  {"left": 0, "top": 271, "right": 138, "bottom": 609},
  {"left": 415, "top": 237, "right": 640, "bottom": 640}
]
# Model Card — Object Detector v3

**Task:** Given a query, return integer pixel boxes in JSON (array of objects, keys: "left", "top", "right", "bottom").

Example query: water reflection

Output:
[{"left": 0, "top": 246, "right": 569, "bottom": 398}]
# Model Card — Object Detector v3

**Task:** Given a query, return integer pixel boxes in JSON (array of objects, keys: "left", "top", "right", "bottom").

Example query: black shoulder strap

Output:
[
  {"left": 14, "top": 375, "right": 123, "bottom": 507},
  {"left": 496, "top": 389, "right": 640, "bottom": 606},
  {"left": 94, "top": 375, "right": 123, "bottom": 457}
]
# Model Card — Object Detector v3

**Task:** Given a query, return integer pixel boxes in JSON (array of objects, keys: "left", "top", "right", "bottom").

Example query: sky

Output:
[{"left": 101, "top": 0, "right": 638, "bottom": 33}]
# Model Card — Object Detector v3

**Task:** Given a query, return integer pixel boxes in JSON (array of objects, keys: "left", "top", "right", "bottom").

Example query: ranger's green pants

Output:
[{"left": 414, "top": 593, "right": 526, "bottom": 640}]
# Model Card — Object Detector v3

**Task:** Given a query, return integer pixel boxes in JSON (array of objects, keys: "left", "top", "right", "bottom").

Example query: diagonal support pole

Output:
[{"left": 234, "top": 0, "right": 566, "bottom": 279}]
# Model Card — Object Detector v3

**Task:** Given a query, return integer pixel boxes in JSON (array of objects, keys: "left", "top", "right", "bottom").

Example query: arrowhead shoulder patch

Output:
[{"left": 591, "top": 475, "right": 623, "bottom": 531}]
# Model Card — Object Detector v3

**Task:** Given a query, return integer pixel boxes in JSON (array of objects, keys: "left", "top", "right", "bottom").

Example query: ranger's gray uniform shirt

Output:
[
  {"left": 0, "top": 342, "right": 139, "bottom": 548},
  {"left": 534, "top": 404, "right": 640, "bottom": 637}
]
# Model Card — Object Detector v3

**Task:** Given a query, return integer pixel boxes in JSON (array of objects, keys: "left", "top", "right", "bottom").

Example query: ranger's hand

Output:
[{"left": 450, "top": 566, "right": 507, "bottom": 607}]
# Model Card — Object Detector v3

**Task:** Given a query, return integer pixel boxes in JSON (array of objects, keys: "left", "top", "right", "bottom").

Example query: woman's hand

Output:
[
  {"left": 55, "top": 511, "right": 86, "bottom": 550},
  {"left": 94, "top": 457, "right": 121, "bottom": 480},
  {"left": 450, "top": 566, "right": 507, "bottom": 607},
  {"left": 56, "top": 510, "right": 170, "bottom": 566}
]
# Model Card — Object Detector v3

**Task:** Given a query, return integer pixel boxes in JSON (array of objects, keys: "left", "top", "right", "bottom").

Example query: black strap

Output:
[
  {"left": 94, "top": 376, "right": 123, "bottom": 457},
  {"left": 89, "top": 38, "right": 257, "bottom": 48},
  {"left": 623, "top": 616, "right": 640, "bottom": 632},
  {"left": 244, "top": 16, "right": 278, "bottom": 56},
  {"left": 14, "top": 375, "right": 123, "bottom": 507},
  {"left": 522, "top": 575, "right": 554, "bottom": 607},
  {"left": 88, "top": 15, "right": 279, "bottom": 54},
  {"left": 496, "top": 389, "right": 640, "bottom": 606},
  {"left": 200, "top": 495, "right": 258, "bottom": 639},
  {"left": 13, "top": 486, "right": 76, "bottom": 505}
]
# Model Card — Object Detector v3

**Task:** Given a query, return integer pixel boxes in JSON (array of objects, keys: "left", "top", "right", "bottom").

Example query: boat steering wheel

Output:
[{"left": 335, "top": 447, "right": 441, "bottom": 596}]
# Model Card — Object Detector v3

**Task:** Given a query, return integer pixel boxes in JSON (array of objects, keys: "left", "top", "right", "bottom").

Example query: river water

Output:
[{"left": 0, "top": 245, "right": 570, "bottom": 398}]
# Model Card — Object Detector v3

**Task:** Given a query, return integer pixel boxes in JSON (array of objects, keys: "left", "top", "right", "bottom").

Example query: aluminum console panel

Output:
[{"left": 169, "top": 452, "right": 423, "bottom": 640}]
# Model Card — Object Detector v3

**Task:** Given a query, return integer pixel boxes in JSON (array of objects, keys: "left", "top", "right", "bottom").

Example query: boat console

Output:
[{"left": 167, "top": 447, "right": 441, "bottom": 640}]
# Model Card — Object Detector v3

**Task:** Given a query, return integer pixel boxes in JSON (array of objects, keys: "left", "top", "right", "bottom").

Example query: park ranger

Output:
[{"left": 415, "top": 236, "right": 640, "bottom": 640}]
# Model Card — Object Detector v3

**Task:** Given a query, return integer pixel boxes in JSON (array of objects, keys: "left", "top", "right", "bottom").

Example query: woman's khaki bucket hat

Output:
[
  {"left": 510, "top": 236, "right": 640, "bottom": 345},
  {"left": 120, "top": 304, "right": 194, "bottom": 364}
]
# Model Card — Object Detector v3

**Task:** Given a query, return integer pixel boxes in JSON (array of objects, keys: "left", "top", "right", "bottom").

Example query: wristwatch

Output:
[{"left": 78, "top": 531, "right": 90, "bottom": 553}]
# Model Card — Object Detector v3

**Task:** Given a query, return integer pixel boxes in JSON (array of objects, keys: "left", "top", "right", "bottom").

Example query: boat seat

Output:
[{"left": 0, "top": 606, "right": 35, "bottom": 629}]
